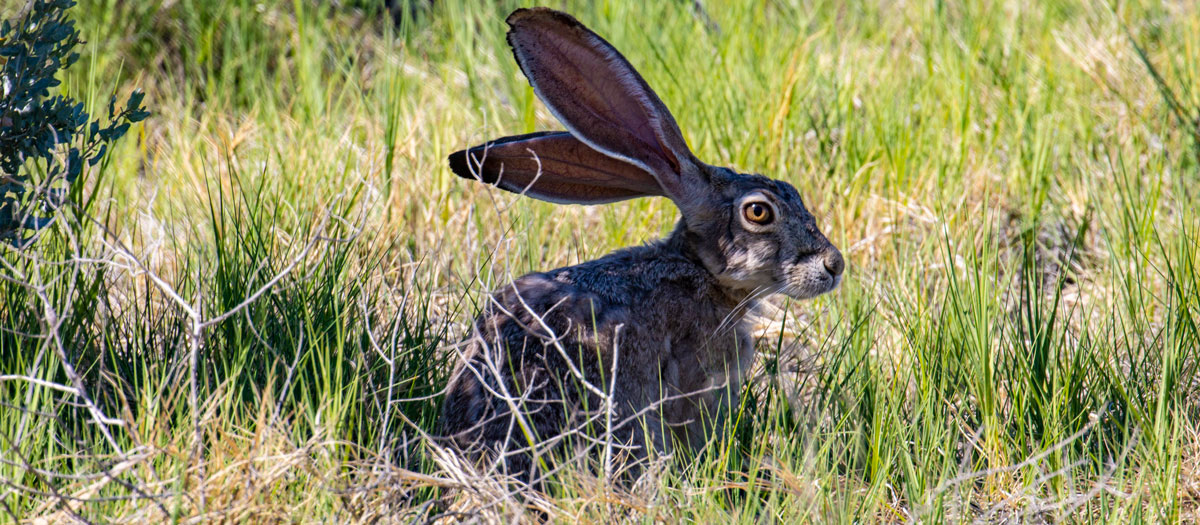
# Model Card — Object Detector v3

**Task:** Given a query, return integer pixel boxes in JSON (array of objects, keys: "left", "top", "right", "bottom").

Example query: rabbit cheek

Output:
[{"left": 714, "top": 241, "right": 779, "bottom": 293}]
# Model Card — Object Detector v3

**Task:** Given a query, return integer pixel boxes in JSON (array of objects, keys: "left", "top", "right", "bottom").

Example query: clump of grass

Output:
[{"left": 0, "top": 0, "right": 1197, "bottom": 522}]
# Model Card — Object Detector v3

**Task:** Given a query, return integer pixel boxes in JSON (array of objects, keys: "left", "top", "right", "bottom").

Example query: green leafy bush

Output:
[{"left": 0, "top": 0, "right": 147, "bottom": 245}]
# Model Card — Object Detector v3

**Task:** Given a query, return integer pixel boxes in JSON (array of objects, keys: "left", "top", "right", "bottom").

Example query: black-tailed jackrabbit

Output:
[{"left": 442, "top": 8, "right": 843, "bottom": 485}]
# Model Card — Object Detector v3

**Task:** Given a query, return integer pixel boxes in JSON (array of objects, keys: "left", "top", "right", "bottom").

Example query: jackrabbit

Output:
[{"left": 441, "top": 8, "right": 843, "bottom": 485}]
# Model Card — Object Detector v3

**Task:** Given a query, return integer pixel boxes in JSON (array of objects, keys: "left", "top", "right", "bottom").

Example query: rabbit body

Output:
[{"left": 441, "top": 225, "right": 755, "bottom": 479}]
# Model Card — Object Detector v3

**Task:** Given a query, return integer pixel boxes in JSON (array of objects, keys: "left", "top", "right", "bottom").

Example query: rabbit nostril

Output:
[{"left": 823, "top": 249, "right": 844, "bottom": 277}]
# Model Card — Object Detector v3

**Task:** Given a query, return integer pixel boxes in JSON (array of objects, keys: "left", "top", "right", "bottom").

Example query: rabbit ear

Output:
[
  {"left": 448, "top": 131, "right": 665, "bottom": 204},
  {"left": 506, "top": 8, "right": 706, "bottom": 206}
]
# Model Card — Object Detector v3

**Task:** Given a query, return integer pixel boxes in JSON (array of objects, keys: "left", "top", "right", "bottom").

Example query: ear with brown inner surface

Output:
[
  {"left": 448, "top": 131, "right": 664, "bottom": 204},
  {"left": 504, "top": 8, "right": 710, "bottom": 209}
]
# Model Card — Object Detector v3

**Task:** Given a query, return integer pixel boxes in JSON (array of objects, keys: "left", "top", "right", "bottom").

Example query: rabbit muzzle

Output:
[{"left": 780, "top": 245, "right": 844, "bottom": 300}]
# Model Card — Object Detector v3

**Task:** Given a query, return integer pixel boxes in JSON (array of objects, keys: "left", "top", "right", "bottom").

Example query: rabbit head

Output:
[{"left": 449, "top": 8, "right": 842, "bottom": 302}]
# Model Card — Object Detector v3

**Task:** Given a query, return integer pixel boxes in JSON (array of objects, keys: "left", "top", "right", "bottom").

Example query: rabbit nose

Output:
[{"left": 822, "top": 249, "right": 844, "bottom": 277}]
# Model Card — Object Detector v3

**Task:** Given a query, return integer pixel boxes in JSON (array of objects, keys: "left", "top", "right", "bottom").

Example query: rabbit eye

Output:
[{"left": 743, "top": 201, "right": 774, "bottom": 225}]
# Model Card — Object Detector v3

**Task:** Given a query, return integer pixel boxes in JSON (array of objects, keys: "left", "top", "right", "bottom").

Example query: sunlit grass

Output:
[{"left": 1, "top": 0, "right": 1198, "bottom": 521}]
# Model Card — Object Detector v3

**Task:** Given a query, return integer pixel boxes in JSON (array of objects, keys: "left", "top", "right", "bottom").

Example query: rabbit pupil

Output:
[{"left": 744, "top": 202, "right": 773, "bottom": 224}]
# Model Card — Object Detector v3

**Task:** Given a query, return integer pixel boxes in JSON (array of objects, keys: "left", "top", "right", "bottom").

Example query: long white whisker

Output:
[{"left": 707, "top": 282, "right": 785, "bottom": 344}]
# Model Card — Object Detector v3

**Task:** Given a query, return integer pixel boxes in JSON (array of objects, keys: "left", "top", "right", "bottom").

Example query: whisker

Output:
[{"left": 707, "top": 282, "right": 785, "bottom": 344}]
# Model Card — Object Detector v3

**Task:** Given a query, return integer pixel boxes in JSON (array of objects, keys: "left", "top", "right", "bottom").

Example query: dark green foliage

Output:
[{"left": 0, "top": 0, "right": 147, "bottom": 245}]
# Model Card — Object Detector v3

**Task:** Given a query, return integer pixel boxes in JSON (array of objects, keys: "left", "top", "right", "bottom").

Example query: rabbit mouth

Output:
[
  {"left": 779, "top": 261, "right": 841, "bottom": 300},
  {"left": 782, "top": 280, "right": 838, "bottom": 300},
  {"left": 718, "top": 260, "right": 840, "bottom": 301}
]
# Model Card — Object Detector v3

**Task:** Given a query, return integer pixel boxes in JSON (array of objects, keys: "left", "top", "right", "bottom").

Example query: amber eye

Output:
[{"left": 743, "top": 201, "right": 774, "bottom": 225}]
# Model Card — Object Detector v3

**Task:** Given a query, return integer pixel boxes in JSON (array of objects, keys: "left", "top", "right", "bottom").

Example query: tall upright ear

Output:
[
  {"left": 505, "top": 8, "right": 706, "bottom": 206},
  {"left": 448, "top": 131, "right": 664, "bottom": 204}
]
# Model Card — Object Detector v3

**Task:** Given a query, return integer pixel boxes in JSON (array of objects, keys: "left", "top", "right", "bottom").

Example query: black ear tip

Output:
[
  {"left": 449, "top": 147, "right": 499, "bottom": 184},
  {"left": 447, "top": 149, "right": 473, "bottom": 180},
  {"left": 506, "top": 7, "right": 579, "bottom": 30},
  {"left": 505, "top": 7, "right": 531, "bottom": 26},
  {"left": 505, "top": 7, "right": 539, "bottom": 29}
]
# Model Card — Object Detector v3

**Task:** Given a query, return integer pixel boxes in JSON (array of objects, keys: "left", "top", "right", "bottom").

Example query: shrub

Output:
[{"left": 0, "top": 0, "right": 147, "bottom": 246}]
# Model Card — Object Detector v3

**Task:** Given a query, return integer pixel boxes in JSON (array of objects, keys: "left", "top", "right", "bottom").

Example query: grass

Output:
[{"left": 1, "top": 0, "right": 1198, "bottom": 521}]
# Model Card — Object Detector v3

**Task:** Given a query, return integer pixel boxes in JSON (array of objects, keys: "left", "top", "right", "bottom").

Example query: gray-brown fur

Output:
[{"left": 440, "top": 8, "right": 843, "bottom": 486}]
